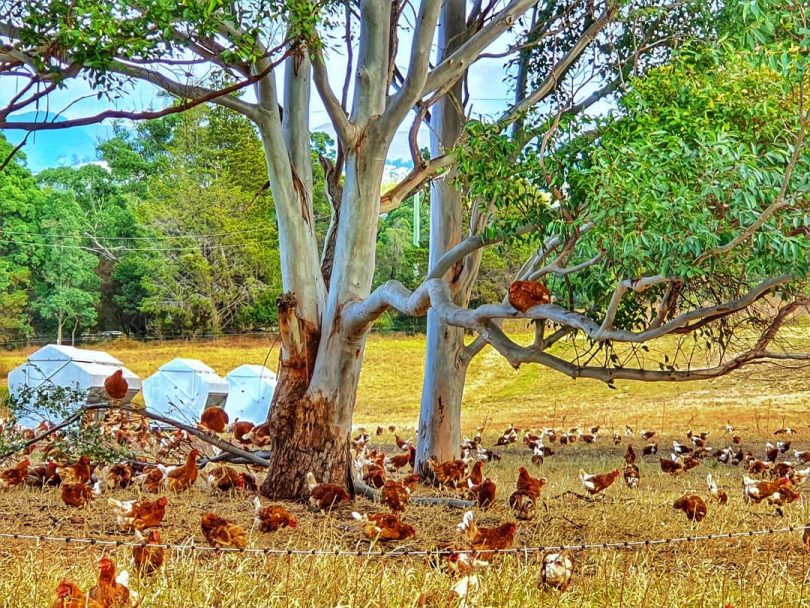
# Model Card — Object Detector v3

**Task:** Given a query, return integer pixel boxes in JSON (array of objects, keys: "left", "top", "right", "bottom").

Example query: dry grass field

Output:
[{"left": 0, "top": 328, "right": 808, "bottom": 607}]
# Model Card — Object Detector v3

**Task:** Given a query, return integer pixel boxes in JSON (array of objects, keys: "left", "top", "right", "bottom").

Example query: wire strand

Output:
[
  {"left": 0, "top": 237, "right": 273, "bottom": 253},
  {"left": 0, "top": 525, "right": 800, "bottom": 557},
  {"left": 0, "top": 227, "right": 276, "bottom": 240}
]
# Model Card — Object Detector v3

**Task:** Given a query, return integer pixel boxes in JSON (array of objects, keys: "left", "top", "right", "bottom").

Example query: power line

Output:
[
  {"left": 0, "top": 236, "right": 274, "bottom": 253},
  {"left": 0, "top": 227, "right": 275, "bottom": 240},
  {"left": 0, "top": 330, "right": 277, "bottom": 347}
]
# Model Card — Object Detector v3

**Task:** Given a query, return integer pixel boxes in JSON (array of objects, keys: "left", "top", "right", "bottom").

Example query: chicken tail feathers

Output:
[
  {"left": 457, "top": 510, "right": 475, "bottom": 535},
  {"left": 706, "top": 473, "right": 717, "bottom": 493}
]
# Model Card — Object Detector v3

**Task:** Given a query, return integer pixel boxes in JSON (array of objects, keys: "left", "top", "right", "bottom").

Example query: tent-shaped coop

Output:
[
  {"left": 7, "top": 344, "right": 141, "bottom": 427},
  {"left": 142, "top": 358, "right": 228, "bottom": 423},
  {"left": 224, "top": 364, "right": 277, "bottom": 424}
]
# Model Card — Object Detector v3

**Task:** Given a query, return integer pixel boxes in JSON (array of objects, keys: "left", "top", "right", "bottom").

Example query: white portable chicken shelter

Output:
[
  {"left": 142, "top": 358, "right": 228, "bottom": 423},
  {"left": 224, "top": 364, "right": 276, "bottom": 424},
  {"left": 7, "top": 344, "right": 141, "bottom": 427}
]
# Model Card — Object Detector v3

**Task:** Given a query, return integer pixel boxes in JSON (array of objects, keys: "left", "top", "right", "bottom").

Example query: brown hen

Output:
[
  {"left": 508, "top": 280, "right": 551, "bottom": 312},
  {"left": 201, "top": 513, "right": 247, "bottom": 548}
]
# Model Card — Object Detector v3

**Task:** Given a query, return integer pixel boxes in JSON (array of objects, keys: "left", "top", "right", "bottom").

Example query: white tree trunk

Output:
[
  {"left": 261, "top": 0, "right": 392, "bottom": 497},
  {"left": 416, "top": 0, "right": 470, "bottom": 474}
]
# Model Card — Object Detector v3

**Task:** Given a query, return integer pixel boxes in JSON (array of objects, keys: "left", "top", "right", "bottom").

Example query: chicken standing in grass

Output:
[
  {"left": 88, "top": 556, "right": 134, "bottom": 607},
  {"left": 516, "top": 466, "right": 546, "bottom": 499},
  {"left": 245, "top": 422, "right": 271, "bottom": 447},
  {"left": 624, "top": 445, "right": 636, "bottom": 465},
  {"left": 659, "top": 457, "right": 684, "bottom": 475},
  {"left": 306, "top": 472, "right": 350, "bottom": 511},
  {"left": 579, "top": 468, "right": 619, "bottom": 496},
  {"left": 58, "top": 455, "right": 92, "bottom": 484},
  {"left": 164, "top": 448, "right": 202, "bottom": 493},
  {"left": 623, "top": 464, "right": 640, "bottom": 489},
  {"left": 706, "top": 474, "right": 728, "bottom": 504},
  {"left": 353, "top": 512, "right": 416, "bottom": 541},
  {"left": 767, "top": 483, "right": 801, "bottom": 506},
  {"left": 134, "top": 467, "right": 165, "bottom": 493},
  {"left": 642, "top": 442, "right": 658, "bottom": 456},
  {"left": 201, "top": 513, "right": 247, "bottom": 548},
  {"left": 386, "top": 445, "right": 415, "bottom": 472},
  {"left": 25, "top": 461, "right": 60, "bottom": 488},
  {"left": 132, "top": 529, "right": 164, "bottom": 576},
  {"left": 61, "top": 481, "right": 100, "bottom": 508},
  {"left": 467, "top": 478, "right": 497, "bottom": 509},
  {"left": 0, "top": 458, "right": 30, "bottom": 489},
  {"left": 428, "top": 457, "right": 467, "bottom": 488},
  {"left": 466, "top": 461, "right": 485, "bottom": 486},
  {"left": 207, "top": 465, "right": 255, "bottom": 492},
  {"left": 253, "top": 497, "right": 298, "bottom": 532},
  {"left": 673, "top": 494, "right": 708, "bottom": 521},
  {"left": 743, "top": 476, "right": 789, "bottom": 504},
  {"left": 231, "top": 420, "right": 255, "bottom": 446},
  {"left": 108, "top": 496, "right": 168, "bottom": 531},
  {"left": 508, "top": 491, "right": 536, "bottom": 520},
  {"left": 53, "top": 581, "right": 103, "bottom": 608},
  {"left": 540, "top": 551, "right": 575, "bottom": 591},
  {"left": 380, "top": 479, "right": 412, "bottom": 513},
  {"left": 99, "top": 464, "right": 132, "bottom": 490},
  {"left": 457, "top": 511, "right": 517, "bottom": 559}
]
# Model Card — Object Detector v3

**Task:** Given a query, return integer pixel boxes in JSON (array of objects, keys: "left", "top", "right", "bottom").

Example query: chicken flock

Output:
[{"left": 1, "top": 371, "right": 808, "bottom": 605}]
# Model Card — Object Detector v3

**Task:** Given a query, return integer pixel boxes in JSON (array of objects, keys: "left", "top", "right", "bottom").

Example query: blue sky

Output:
[{"left": 1, "top": 27, "right": 516, "bottom": 173}]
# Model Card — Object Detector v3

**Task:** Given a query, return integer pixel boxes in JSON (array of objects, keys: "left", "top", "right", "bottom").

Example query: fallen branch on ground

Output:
[{"left": 353, "top": 478, "right": 475, "bottom": 510}]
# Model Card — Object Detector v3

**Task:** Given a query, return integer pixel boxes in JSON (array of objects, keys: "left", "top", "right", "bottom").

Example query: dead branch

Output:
[{"left": 353, "top": 478, "right": 475, "bottom": 510}]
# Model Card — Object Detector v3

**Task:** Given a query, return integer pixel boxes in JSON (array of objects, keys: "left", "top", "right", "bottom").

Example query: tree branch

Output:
[
  {"left": 311, "top": 49, "right": 356, "bottom": 145},
  {"left": 1, "top": 403, "right": 271, "bottom": 467},
  {"left": 600, "top": 276, "right": 670, "bottom": 332},
  {"left": 499, "top": 2, "right": 617, "bottom": 126},
  {"left": 346, "top": 272, "right": 793, "bottom": 344},
  {"left": 481, "top": 299, "right": 809, "bottom": 381},
  {"left": 693, "top": 112, "right": 807, "bottom": 266},
  {"left": 1, "top": 62, "right": 265, "bottom": 130},
  {"left": 380, "top": 154, "right": 454, "bottom": 213},
  {"left": 422, "top": 0, "right": 539, "bottom": 98},
  {"left": 378, "top": 0, "right": 442, "bottom": 137}
]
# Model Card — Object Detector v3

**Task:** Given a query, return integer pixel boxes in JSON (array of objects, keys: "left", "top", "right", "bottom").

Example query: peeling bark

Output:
[{"left": 260, "top": 293, "right": 327, "bottom": 498}]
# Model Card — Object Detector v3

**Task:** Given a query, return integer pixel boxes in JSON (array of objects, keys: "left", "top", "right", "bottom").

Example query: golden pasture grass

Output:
[
  {"left": 0, "top": 329, "right": 808, "bottom": 606},
  {"left": 0, "top": 326, "right": 808, "bottom": 433},
  {"left": 0, "top": 430, "right": 810, "bottom": 607}
]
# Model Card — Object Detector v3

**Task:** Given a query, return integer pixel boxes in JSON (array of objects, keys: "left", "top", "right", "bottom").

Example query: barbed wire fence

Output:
[{"left": 0, "top": 525, "right": 804, "bottom": 558}]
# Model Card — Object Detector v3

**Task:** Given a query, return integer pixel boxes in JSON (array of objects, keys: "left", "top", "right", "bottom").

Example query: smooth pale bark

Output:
[
  {"left": 416, "top": 0, "right": 470, "bottom": 475},
  {"left": 260, "top": 1, "right": 393, "bottom": 498},
  {"left": 256, "top": 57, "right": 330, "bottom": 498},
  {"left": 0, "top": 0, "right": 545, "bottom": 500}
]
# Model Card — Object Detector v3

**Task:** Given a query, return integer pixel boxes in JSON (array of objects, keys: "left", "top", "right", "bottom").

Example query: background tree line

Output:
[{"left": 0, "top": 104, "right": 532, "bottom": 343}]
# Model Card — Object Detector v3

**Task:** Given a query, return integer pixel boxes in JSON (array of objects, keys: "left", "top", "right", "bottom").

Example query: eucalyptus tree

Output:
[
  {"left": 0, "top": 0, "right": 548, "bottom": 496},
  {"left": 411, "top": 0, "right": 809, "bottom": 469},
  {"left": 413, "top": 0, "right": 723, "bottom": 469},
  {"left": 1, "top": 0, "right": 807, "bottom": 497}
]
